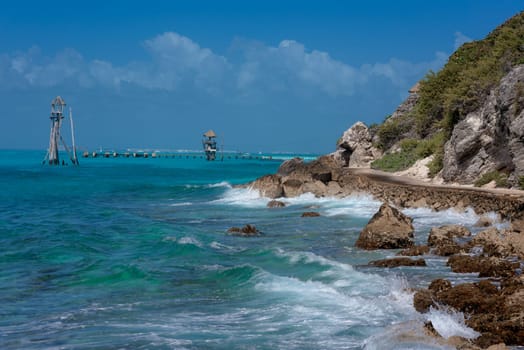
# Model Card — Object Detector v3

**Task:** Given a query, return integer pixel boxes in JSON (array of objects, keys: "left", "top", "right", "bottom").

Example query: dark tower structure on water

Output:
[{"left": 44, "top": 96, "right": 79, "bottom": 166}]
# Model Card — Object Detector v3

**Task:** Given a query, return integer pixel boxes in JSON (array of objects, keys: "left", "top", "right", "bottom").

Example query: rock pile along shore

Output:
[{"left": 243, "top": 155, "right": 524, "bottom": 348}]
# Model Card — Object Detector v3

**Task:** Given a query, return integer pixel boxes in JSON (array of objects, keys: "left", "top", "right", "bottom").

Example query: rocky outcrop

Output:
[
  {"left": 247, "top": 163, "right": 524, "bottom": 218},
  {"left": 355, "top": 203, "right": 415, "bottom": 249},
  {"left": 332, "top": 122, "right": 382, "bottom": 168},
  {"left": 443, "top": 65, "right": 524, "bottom": 185},
  {"left": 447, "top": 255, "right": 518, "bottom": 278},
  {"left": 397, "top": 245, "right": 430, "bottom": 256},
  {"left": 301, "top": 211, "right": 320, "bottom": 217},
  {"left": 369, "top": 257, "right": 426, "bottom": 267},
  {"left": 267, "top": 200, "right": 286, "bottom": 208},
  {"left": 413, "top": 277, "right": 524, "bottom": 347},
  {"left": 427, "top": 225, "right": 470, "bottom": 256},
  {"left": 250, "top": 174, "right": 283, "bottom": 198},
  {"left": 468, "top": 227, "right": 524, "bottom": 259},
  {"left": 227, "top": 224, "right": 261, "bottom": 237}
]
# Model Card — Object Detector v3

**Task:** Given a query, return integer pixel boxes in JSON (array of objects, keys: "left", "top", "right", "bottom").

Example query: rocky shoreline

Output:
[
  {"left": 243, "top": 156, "right": 524, "bottom": 349},
  {"left": 247, "top": 155, "right": 524, "bottom": 218}
]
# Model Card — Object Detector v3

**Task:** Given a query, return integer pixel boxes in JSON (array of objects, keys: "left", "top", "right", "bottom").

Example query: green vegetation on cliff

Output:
[{"left": 373, "top": 11, "right": 524, "bottom": 174}]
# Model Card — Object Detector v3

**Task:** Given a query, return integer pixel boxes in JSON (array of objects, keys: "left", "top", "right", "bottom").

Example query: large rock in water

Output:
[
  {"left": 249, "top": 174, "right": 283, "bottom": 198},
  {"left": 442, "top": 65, "right": 524, "bottom": 185},
  {"left": 355, "top": 203, "right": 415, "bottom": 249},
  {"left": 333, "top": 122, "right": 382, "bottom": 168}
]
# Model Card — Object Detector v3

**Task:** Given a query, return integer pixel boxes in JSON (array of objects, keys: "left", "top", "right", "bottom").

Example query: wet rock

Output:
[
  {"left": 468, "top": 227, "right": 524, "bottom": 259},
  {"left": 413, "top": 279, "right": 453, "bottom": 313},
  {"left": 397, "top": 245, "right": 430, "bottom": 256},
  {"left": 469, "top": 228, "right": 508, "bottom": 257},
  {"left": 510, "top": 217, "right": 524, "bottom": 233},
  {"left": 428, "top": 225, "right": 470, "bottom": 256},
  {"left": 301, "top": 211, "right": 320, "bottom": 217},
  {"left": 413, "top": 289, "right": 433, "bottom": 313},
  {"left": 428, "top": 279, "right": 452, "bottom": 294},
  {"left": 447, "top": 255, "right": 517, "bottom": 278},
  {"left": 474, "top": 215, "right": 493, "bottom": 227},
  {"left": 355, "top": 203, "right": 415, "bottom": 250},
  {"left": 277, "top": 157, "right": 304, "bottom": 176},
  {"left": 267, "top": 200, "right": 286, "bottom": 208},
  {"left": 227, "top": 224, "right": 261, "bottom": 237},
  {"left": 282, "top": 179, "right": 303, "bottom": 197},
  {"left": 301, "top": 180, "right": 328, "bottom": 197},
  {"left": 428, "top": 225, "right": 471, "bottom": 246},
  {"left": 434, "top": 240, "right": 464, "bottom": 256},
  {"left": 438, "top": 282, "right": 503, "bottom": 315},
  {"left": 369, "top": 257, "right": 426, "bottom": 268},
  {"left": 250, "top": 174, "right": 283, "bottom": 198}
]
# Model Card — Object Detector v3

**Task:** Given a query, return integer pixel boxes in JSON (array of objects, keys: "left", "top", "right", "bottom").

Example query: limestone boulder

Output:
[
  {"left": 333, "top": 122, "right": 382, "bottom": 168},
  {"left": 282, "top": 179, "right": 303, "bottom": 197},
  {"left": 250, "top": 174, "right": 283, "bottom": 199},
  {"left": 355, "top": 203, "right": 415, "bottom": 249},
  {"left": 277, "top": 157, "right": 304, "bottom": 176}
]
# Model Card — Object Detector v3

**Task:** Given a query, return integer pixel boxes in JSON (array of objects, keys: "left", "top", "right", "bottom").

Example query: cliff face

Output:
[
  {"left": 443, "top": 65, "right": 524, "bottom": 184},
  {"left": 368, "top": 11, "right": 524, "bottom": 188}
]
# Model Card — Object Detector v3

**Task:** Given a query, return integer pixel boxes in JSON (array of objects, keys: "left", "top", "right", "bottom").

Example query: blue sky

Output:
[{"left": 1, "top": 1, "right": 522, "bottom": 153}]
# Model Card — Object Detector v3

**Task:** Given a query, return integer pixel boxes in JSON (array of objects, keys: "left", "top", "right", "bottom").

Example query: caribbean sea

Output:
[{"left": 0, "top": 150, "right": 486, "bottom": 349}]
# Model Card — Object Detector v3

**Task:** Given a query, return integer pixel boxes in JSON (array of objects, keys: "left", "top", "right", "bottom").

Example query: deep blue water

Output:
[{"left": 0, "top": 150, "right": 486, "bottom": 349}]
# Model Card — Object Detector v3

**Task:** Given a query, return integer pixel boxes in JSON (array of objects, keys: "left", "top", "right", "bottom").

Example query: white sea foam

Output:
[
  {"left": 207, "top": 181, "right": 231, "bottom": 188},
  {"left": 211, "top": 187, "right": 268, "bottom": 207},
  {"left": 403, "top": 207, "right": 480, "bottom": 229},
  {"left": 215, "top": 187, "right": 382, "bottom": 217},
  {"left": 363, "top": 321, "right": 454, "bottom": 350},
  {"left": 209, "top": 241, "right": 245, "bottom": 253},
  {"left": 426, "top": 306, "right": 480, "bottom": 340},
  {"left": 275, "top": 248, "right": 354, "bottom": 272},
  {"left": 322, "top": 194, "right": 382, "bottom": 218},
  {"left": 176, "top": 236, "right": 203, "bottom": 247},
  {"left": 254, "top": 268, "right": 415, "bottom": 328},
  {"left": 169, "top": 202, "right": 193, "bottom": 207}
]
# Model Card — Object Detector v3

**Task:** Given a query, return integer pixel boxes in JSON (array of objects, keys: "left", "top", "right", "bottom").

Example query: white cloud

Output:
[
  {"left": 362, "top": 52, "right": 448, "bottom": 87},
  {"left": 236, "top": 39, "right": 360, "bottom": 97},
  {"left": 454, "top": 31, "right": 473, "bottom": 50},
  {"left": 0, "top": 31, "right": 452, "bottom": 97}
]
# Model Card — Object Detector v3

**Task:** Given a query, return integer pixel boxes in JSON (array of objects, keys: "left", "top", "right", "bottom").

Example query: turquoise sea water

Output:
[{"left": 1, "top": 150, "right": 486, "bottom": 349}]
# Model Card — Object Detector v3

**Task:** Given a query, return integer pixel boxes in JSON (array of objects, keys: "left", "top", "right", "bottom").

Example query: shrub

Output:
[
  {"left": 376, "top": 119, "right": 403, "bottom": 150},
  {"left": 371, "top": 135, "right": 444, "bottom": 173},
  {"left": 519, "top": 176, "right": 524, "bottom": 190},
  {"left": 371, "top": 150, "right": 418, "bottom": 172},
  {"left": 474, "top": 171, "right": 509, "bottom": 188}
]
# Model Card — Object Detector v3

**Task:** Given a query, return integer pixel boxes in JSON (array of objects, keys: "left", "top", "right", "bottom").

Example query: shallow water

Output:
[{"left": 0, "top": 150, "right": 485, "bottom": 349}]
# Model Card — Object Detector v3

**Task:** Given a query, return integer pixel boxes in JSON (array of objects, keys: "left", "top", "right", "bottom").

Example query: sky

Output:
[{"left": 1, "top": 1, "right": 522, "bottom": 153}]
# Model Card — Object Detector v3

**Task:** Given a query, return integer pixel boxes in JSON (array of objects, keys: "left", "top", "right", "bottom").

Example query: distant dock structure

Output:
[
  {"left": 43, "top": 96, "right": 79, "bottom": 166},
  {"left": 202, "top": 130, "right": 221, "bottom": 161}
]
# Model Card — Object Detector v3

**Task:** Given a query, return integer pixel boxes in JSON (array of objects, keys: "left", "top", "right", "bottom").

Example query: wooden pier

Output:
[{"left": 81, "top": 151, "right": 274, "bottom": 161}]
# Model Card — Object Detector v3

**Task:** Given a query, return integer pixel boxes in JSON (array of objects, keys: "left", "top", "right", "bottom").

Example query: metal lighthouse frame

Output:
[{"left": 43, "top": 96, "right": 79, "bottom": 166}]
